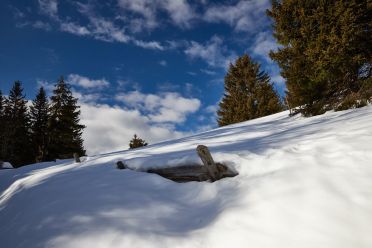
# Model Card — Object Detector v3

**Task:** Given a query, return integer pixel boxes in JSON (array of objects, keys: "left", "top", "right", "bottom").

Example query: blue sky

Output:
[{"left": 0, "top": 0, "right": 284, "bottom": 155}]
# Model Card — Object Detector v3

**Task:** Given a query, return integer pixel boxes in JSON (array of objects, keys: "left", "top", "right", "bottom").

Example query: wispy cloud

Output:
[
  {"left": 159, "top": 60, "right": 167, "bottom": 66},
  {"left": 36, "top": 79, "right": 55, "bottom": 93},
  {"left": 184, "top": 36, "right": 236, "bottom": 69},
  {"left": 251, "top": 31, "right": 279, "bottom": 63},
  {"left": 132, "top": 39, "right": 164, "bottom": 50},
  {"left": 67, "top": 74, "right": 110, "bottom": 89},
  {"left": 117, "top": 0, "right": 196, "bottom": 32},
  {"left": 115, "top": 91, "right": 201, "bottom": 123},
  {"left": 200, "top": 69, "right": 216, "bottom": 75},
  {"left": 38, "top": 0, "right": 58, "bottom": 19},
  {"left": 162, "top": 0, "right": 196, "bottom": 28},
  {"left": 32, "top": 20, "right": 52, "bottom": 31},
  {"left": 28, "top": 1, "right": 166, "bottom": 50},
  {"left": 60, "top": 22, "right": 90, "bottom": 36},
  {"left": 204, "top": 0, "right": 271, "bottom": 32}
]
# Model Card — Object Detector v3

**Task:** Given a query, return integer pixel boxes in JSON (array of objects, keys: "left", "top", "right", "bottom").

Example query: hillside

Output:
[{"left": 1, "top": 106, "right": 372, "bottom": 248}]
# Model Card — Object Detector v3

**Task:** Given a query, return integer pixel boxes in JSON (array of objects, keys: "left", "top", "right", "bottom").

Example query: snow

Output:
[
  {"left": 0, "top": 162, "right": 13, "bottom": 169},
  {"left": 1, "top": 106, "right": 372, "bottom": 248}
]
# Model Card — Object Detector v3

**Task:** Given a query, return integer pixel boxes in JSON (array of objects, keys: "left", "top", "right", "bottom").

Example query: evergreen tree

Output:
[
  {"left": 0, "top": 90, "right": 5, "bottom": 161},
  {"left": 3, "top": 81, "right": 33, "bottom": 167},
  {"left": 48, "top": 76, "right": 85, "bottom": 160},
  {"left": 129, "top": 134, "right": 148, "bottom": 149},
  {"left": 267, "top": 0, "right": 372, "bottom": 116},
  {"left": 30, "top": 87, "right": 50, "bottom": 162},
  {"left": 217, "top": 54, "right": 283, "bottom": 126}
]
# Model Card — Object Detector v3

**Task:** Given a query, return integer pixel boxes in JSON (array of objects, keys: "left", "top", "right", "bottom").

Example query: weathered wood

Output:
[
  {"left": 116, "top": 145, "right": 238, "bottom": 183},
  {"left": 116, "top": 161, "right": 127, "bottom": 170},
  {"left": 147, "top": 163, "right": 237, "bottom": 183},
  {"left": 148, "top": 165, "right": 208, "bottom": 182},
  {"left": 285, "top": 96, "right": 292, "bottom": 115},
  {"left": 73, "top": 153, "right": 81, "bottom": 163},
  {"left": 196, "top": 145, "right": 220, "bottom": 181}
]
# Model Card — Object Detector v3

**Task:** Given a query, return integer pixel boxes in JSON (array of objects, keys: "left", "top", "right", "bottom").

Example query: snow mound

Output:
[
  {"left": 0, "top": 162, "right": 13, "bottom": 169},
  {"left": 1, "top": 106, "right": 372, "bottom": 248}
]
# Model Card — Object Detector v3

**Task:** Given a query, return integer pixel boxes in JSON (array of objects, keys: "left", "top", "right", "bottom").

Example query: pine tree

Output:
[
  {"left": 217, "top": 54, "right": 283, "bottom": 126},
  {"left": 0, "top": 90, "right": 5, "bottom": 161},
  {"left": 3, "top": 81, "right": 33, "bottom": 167},
  {"left": 267, "top": 0, "right": 371, "bottom": 116},
  {"left": 30, "top": 87, "right": 50, "bottom": 162},
  {"left": 129, "top": 134, "right": 148, "bottom": 149},
  {"left": 48, "top": 76, "right": 85, "bottom": 160}
]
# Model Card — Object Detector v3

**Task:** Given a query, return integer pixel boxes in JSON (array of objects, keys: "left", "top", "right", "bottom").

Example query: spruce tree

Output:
[
  {"left": 0, "top": 90, "right": 5, "bottom": 161},
  {"left": 129, "top": 134, "right": 148, "bottom": 149},
  {"left": 267, "top": 0, "right": 371, "bottom": 116},
  {"left": 3, "top": 81, "right": 33, "bottom": 167},
  {"left": 217, "top": 54, "right": 283, "bottom": 126},
  {"left": 48, "top": 76, "right": 85, "bottom": 160},
  {"left": 30, "top": 87, "right": 50, "bottom": 162}
]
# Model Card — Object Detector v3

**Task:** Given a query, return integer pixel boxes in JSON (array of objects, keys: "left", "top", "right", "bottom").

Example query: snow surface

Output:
[
  {"left": 1, "top": 106, "right": 372, "bottom": 248},
  {"left": 0, "top": 162, "right": 13, "bottom": 169}
]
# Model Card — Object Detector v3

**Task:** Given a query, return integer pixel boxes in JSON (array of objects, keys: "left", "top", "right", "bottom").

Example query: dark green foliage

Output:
[
  {"left": 129, "top": 134, "right": 148, "bottom": 149},
  {"left": 0, "top": 90, "right": 6, "bottom": 161},
  {"left": 30, "top": 87, "right": 50, "bottom": 162},
  {"left": 2, "top": 81, "right": 33, "bottom": 167},
  {"left": 217, "top": 54, "right": 283, "bottom": 126},
  {"left": 48, "top": 76, "right": 86, "bottom": 160},
  {"left": 268, "top": 0, "right": 372, "bottom": 116}
]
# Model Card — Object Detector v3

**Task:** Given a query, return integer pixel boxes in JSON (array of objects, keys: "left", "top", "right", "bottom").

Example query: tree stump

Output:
[
  {"left": 196, "top": 145, "right": 221, "bottom": 182},
  {"left": 73, "top": 153, "right": 81, "bottom": 163}
]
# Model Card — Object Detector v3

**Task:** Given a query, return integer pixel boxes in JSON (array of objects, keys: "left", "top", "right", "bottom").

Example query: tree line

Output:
[
  {"left": 217, "top": 0, "right": 371, "bottom": 125},
  {"left": 0, "top": 77, "right": 85, "bottom": 167}
]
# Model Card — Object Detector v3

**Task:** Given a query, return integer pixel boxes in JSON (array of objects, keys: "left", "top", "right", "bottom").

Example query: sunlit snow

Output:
[{"left": 1, "top": 106, "right": 372, "bottom": 248}]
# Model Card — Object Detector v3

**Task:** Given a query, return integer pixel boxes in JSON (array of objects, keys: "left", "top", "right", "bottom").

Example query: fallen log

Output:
[
  {"left": 147, "top": 162, "right": 237, "bottom": 183},
  {"left": 148, "top": 145, "right": 238, "bottom": 183}
]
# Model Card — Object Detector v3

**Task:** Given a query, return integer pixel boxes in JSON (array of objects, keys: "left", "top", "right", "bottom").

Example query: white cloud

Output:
[
  {"left": 200, "top": 69, "right": 216, "bottom": 75},
  {"left": 249, "top": 32, "right": 284, "bottom": 86},
  {"left": 38, "top": 0, "right": 58, "bottom": 19},
  {"left": 115, "top": 91, "right": 201, "bottom": 123},
  {"left": 34, "top": 1, "right": 165, "bottom": 50},
  {"left": 60, "top": 11, "right": 164, "bottom": 50},
  {"left": 132, "top": 39, "right": 164, "bottom": 50},
  {"left": 184, "top": 36, "right": 236, "bottom": 69},
  {"left": 67, "top": 74, "right": 110, "bottom": 89},
  {"left": 162, "top": 0, "right": 195, "bottom": 28},
  {"left": 117, "top": 0, "right": 158, "bottom": 32},
  {"left": 60, "top": 22, "right": 90, "bottom": 36},
  {"left": 32, "top": 21, "right": 52, "bottom": 31},
  {"left": 80, "top": 103, "right": 186, "bottom": 155},
  {"left": 267, "top": 66, "right": 285, "bottom": 86},
  {"left": 117, "top": 0, "right": 195, "bottom": 31},
  {"left": 36, "top": 79, "right": 55, "bottom": 93},
  {"left": 187, "top": 71, "right": 197, "bottom": 76},
  {"left": 251, "top": 31, "right": 279, "bottom": 63},
  {"left": 72, "top": 91, "right": 103, "bottom": 104},
  {"left": 86, "top": 16, "right": 130, "bottom": 43},
  {"left": 205, "top": 104, "right": 218, "bottom": 114},
  {"left": 159, "top": 60, "right": 167, "bottom": 66},
  {"left": 204, "top": 0, "right": 270, "bottom": 32}
]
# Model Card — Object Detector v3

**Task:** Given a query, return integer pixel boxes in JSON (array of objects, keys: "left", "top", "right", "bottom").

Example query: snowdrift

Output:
[
  {"left": 1, "top": 106, "right": 372, "bottom": 248},
  {"left": 0, "top": 162, "right": 13, "bottom": 169}
]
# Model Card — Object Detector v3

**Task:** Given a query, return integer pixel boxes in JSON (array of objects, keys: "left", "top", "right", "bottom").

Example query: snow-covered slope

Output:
[{"left": 1, "top": 106, "right": 372, "bottom": 248}]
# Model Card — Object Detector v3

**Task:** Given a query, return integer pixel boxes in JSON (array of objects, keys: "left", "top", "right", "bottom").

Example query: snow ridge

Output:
[{"left": 1, "top": 106, "right": 372, "bottom": 248}]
